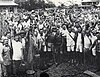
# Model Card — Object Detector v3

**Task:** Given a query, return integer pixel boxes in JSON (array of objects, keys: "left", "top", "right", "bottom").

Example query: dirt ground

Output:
[{"left": 32, "top": 62, "right": 97, "bottom": 77}]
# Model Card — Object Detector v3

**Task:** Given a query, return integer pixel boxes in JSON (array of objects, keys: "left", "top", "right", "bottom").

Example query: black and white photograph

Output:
[{"left": 0, "top": 0, "right": 100, "bottom": 77}]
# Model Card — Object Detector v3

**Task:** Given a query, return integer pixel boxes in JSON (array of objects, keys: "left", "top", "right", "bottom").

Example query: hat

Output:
[
  {"left": 14, "top": 33, "right": 20, "bottom": 37},
  {"left": 52, "top": 27, "right": 57, "bottom": 32}
]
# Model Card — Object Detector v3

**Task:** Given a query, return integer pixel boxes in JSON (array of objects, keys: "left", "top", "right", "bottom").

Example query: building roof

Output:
[
  {"left": 78, "top": 5, "right": 92, "bottom": 7},
  {"left": 82, "top": 0, "right": 99, "bottom": 2},
  {"left": 15, "top": 0, "right": 28, "bottom": 3},
  {"left": 0, "top": 1, "right": 18, "bottom": 6}
]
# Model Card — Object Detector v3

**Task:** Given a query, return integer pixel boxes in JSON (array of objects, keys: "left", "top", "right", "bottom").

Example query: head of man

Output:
[
  {"left": 62, "top": 24, "right": 66, "bottom": 30},
  {"left": 68, "top": 28, "right": 72, "bottom": 33},
  {"left": 6, "top": 32, "right": 11, "bottom": 39},
  {"left": 14, "top": 35, "right": 19, "bottom": 42},
  {"left": 3, "top": 39, "right": 9, "bottom": 46},
  {"left": 86, "top": 30, "right": 90, "bottom": 36},
  {"left": 97, "top": 22, "right": 100, "bottom": 30},
  {"left": 77, "top": 27, "right": 82, "bottom": 33},
  {"left": 43, "top": 27, "right": 47, "bottom": 33},
  {"left": 34, "top": 31, "right": 38, "bottom": 37},
  {"left": 25, "top": 28, "right": 29, "bottom": 32},
  {"left": 75, "top": 23, "right": 80, "bottom": 28},
  {"left": 96, "top": 32, "right": 100, "bottom": 40}
]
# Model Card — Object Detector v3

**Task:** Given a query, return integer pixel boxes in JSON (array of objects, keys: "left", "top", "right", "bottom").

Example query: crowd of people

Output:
[{"left": 0, "top": 7, "right": 100, "bottom": 77}]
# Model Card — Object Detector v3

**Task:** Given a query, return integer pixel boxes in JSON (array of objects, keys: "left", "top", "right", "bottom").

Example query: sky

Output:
[{"left": 44, "top": 0, "right": 82, "bottom": 6}]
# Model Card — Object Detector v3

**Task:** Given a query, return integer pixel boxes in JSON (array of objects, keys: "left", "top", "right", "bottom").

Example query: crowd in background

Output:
[{"left": 0, "top": 7, "right": 100, "bottom": 77}]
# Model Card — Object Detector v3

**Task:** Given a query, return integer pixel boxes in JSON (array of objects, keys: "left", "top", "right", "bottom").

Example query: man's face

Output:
[
  {"left": 7, "top": 33, "right": 11, "bottom": 39},
  {"left": 34, "top": 32, "right": 38, "bottom": 37},
  {"left": 15, "top": 36, "right": 19, "bottom": 41},
  {"left": 77, "top": 28, "right": 82, "bottom": 33},
  {"left": 75, "top": 23, "right": 80, "bottom": 28},
  {"left": 86, "top": 31, "right": 90, "bottom": 36},
  {"left": 69, "top": 28, "right": 72, "bottom": 33},
  {"left": 40, "top": 29, "right": 43, "bottom": 34},
  {"left": 4, "top": 39, "right": 8, "bottom": 46},
  {"left": 57, "top": 25, "right": 60, "bottom": 29},
  {"left": 43, "top": 28, "right": 47, "bottom": 33},
  {"left": 96, "top": 33, "right": 100, "bottom": 40},
  {"left": 21, "top": 34, "right": 24, "bottom": 38},
  {"left": 25, "top": 28, "right": 29, "bottom": 32},
  {"left": 62, "top": 25, "right": 66, "bottom": 30}
]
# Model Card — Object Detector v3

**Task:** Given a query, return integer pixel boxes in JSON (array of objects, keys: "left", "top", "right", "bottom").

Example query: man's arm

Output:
[{"left": 0, "top": 48, "right": 4, "bottom": 64}]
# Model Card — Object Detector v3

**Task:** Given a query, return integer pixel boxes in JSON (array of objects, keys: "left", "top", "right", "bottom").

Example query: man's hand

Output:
[{"left": 89, "top": 46, "right": 92, "bottom": 51}]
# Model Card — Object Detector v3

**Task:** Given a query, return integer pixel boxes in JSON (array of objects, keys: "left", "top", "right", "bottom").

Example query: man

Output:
[
  {"left": 54, "top": 30, "right": 63, "bottom": 64},
  {"left": 21, "top": 34, "right": 26, "bottom": 61},
  {"left": 84, "top": 30, "right": 92, "bottom": 66},
  {"left": 2, "top": 39, "right": 11, "bottom": 77},
  {"left": 0, "top": 40, "right": 4, "bottom": 77},
  {"left": 61, "top": 25, "right": 75, "bottom": 63},
  {"left": 75, "top": 26, "right": 83, "bottom": 65},
  {"left": 12, "top": 34, "right": 23, "bottom": 76},
  {"left": 90, "top": 32, "right": 100, "bottom": 71},
  {"left": 45, "top": 27, "right": 55, "bottom": 64},
  {"left": 5, "top": 32, "right": 12, "bottom": 48}
]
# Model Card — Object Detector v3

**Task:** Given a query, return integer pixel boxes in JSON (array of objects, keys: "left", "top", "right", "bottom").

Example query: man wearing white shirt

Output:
[
  {"left": 12, "top": 35, "right": 23, "bottom": 76},
  {"left": 61, "top": 25, "right": 75, "bottom": 63},
  {"left": 21, "top": 35, "right": 26, "bottom": 61},
  {"left": 0, "top": 41, "right": 4, "bottom": 77},
  {"left": 84, "top": 31, "right": 92, "bottom": 65},
  {"left": 75, "top": 26, "right": 83, "bottom": 65}
]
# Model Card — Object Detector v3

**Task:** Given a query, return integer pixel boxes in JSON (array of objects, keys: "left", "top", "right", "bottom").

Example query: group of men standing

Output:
[{"left": 0, "top": 7, "right": 100, "bottom": 77}]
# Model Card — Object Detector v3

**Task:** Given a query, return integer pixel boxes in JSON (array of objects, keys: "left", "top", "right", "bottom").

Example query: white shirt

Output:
[
  {"left": 77, "top": 33, "right": 82, "bottom": 46},
  {"left": 84, "top": 35, "right": 91, "bottom": 48},
  {"left": 1, "top": 36, "right": 7, "bottom": 40},
  {"left": 22, "top": 38, "right": 25, "bottom": 48},
  {"left": 76, "top": 33, "right": 83, "bottom": 52},
  {"left": 90, "top": 33, "right": 97, "bottom": 56},
  {"left": 61, "top": 29, "right": 75, "bottom": 46},
  {"left": 39, "top": 24, "right": 44, "bottom": 30},
  {"left": 90, "top": 33, "right": 97, "bottom": 44},
  {"left": 61, "top": 29, "right": 68, "bottom": 37},
  {"left": 12, "top": 40, "right": 23, "bottom": 60},
  {"left": 0, "top": 43, "right": 4, "bottom": 62},
  {"left": 22, "top": 21, "right": 27, "bottom": 29}
]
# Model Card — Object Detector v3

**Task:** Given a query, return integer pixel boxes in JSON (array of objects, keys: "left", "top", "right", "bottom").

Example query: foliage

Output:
[{"left": 15, "top": 0, "right": 55, "bottom": 10}]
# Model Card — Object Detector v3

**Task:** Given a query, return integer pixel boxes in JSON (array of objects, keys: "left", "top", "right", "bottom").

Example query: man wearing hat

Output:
[
  {"left": 45, "top": 27, "right": 56, "bottom": 65},
  {"left": 12, "top": 34, "right": 23, "bottom": 76}
]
